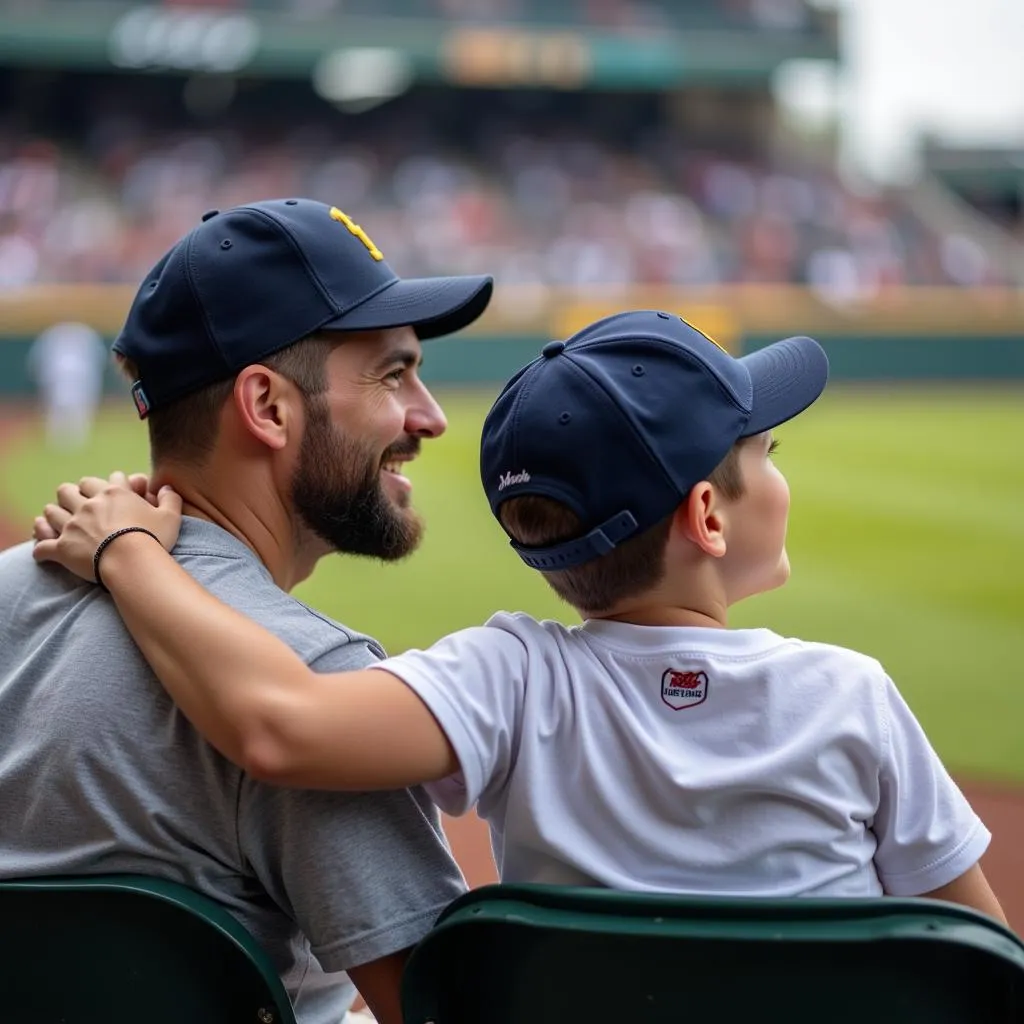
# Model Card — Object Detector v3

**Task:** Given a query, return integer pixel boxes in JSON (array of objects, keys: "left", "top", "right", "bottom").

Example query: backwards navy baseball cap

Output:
[
  {"left": 114, "top": 198, "right": 494, "bottom": 417},
  {"left": 481, "top": 310, "right": 828, "bottom": 570}
]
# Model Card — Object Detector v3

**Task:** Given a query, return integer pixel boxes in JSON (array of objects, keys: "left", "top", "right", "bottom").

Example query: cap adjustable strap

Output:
[{"left": 511, "top": 510, "right": 638, "bottom": 570}]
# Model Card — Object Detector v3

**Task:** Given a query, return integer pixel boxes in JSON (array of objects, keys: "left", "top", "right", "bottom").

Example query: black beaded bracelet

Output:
[{"left": 93, "top": 526, "right": 162, "bottom": 592}]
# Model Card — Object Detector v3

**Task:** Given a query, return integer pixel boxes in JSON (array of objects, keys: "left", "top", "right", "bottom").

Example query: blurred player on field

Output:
[{"left": 27, "top": 321, "right": 107, "bottom": 450}]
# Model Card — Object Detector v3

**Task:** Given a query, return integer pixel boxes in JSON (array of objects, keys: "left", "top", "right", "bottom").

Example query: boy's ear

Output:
[
  {"left": 231, "top": 366, "right": 298, "bottom": 452},
  {"left": 675, "top": 481, "right": 728, "bottom": 558}
]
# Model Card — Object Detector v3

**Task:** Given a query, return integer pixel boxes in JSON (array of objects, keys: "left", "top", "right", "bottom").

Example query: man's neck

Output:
[{"left": 154, "top": 468, "right": 321, "bottom": 591}]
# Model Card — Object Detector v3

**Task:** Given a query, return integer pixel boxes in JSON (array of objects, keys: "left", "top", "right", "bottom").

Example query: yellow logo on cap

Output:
[
  {"left": 681, "top": 316, "right": 726, "bottom": 353},
  {"left": 330, "top": 206, "right": 384, "bottom": 261}
]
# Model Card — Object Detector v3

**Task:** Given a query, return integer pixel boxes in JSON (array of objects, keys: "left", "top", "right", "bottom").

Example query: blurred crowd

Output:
[{"left": 0, "top": 96, "right": 1008, "bottom": 305}]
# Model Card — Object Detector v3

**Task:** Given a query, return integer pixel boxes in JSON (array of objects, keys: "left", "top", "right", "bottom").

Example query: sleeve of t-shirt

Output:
[
  {"left": 376, "top": 623, "right": 530, "bottom": 817},
  {"left": 872, "top": 673, "right": 991, "bottom": 896},
  {"left": 236, "top": 637, "right": 467, "bottom": 973}
]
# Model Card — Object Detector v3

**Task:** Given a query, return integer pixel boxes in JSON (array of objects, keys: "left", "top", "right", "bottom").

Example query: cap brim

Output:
[
  {"left": 321, "top": 274, "right": 493, "bottom": 340},
  {"left": 738, "top": 335, "right": 829, "bottom": 436}
]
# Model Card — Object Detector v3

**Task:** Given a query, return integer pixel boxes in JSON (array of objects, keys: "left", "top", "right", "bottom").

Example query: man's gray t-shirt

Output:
[{"left": 0, "top": 518, "right": 466, "bottom": 1024}]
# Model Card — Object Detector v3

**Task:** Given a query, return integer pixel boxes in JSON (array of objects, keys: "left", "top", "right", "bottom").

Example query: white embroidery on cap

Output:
[{"left": 498, "top": 470, "right": 531, "bottom": 491}]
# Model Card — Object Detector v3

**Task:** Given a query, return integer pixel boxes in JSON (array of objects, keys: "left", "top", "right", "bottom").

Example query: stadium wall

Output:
[
  {"left": 2, "top": 332, "right": 1022, "bottom": 398},
  {"left": 1, "top": 285, "right": 1022, "bottom": 396}
]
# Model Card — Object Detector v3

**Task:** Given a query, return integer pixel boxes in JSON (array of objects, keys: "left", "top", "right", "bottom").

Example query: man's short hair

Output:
[
  {"left": 498, "top": 442, "right": 746, "bottom": 614},
  {"left": 117, "top": 334, "right": 337, "bottom": 466}
]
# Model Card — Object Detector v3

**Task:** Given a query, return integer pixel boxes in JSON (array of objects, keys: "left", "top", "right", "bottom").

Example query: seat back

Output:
[
  {"left": 402, "top": 884, "right": 1024, "bottom": 1023},
  {"left": 0, "top": 874, "right": 296, "bottom": 1024}
]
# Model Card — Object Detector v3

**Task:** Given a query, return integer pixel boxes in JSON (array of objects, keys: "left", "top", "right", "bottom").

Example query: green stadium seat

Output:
[
  {"left": 0, "top": 874, "right": 296, "bottom": 1024},
  {"left": 402, "top": 883, "right": 1024, "bottom": 1023}
]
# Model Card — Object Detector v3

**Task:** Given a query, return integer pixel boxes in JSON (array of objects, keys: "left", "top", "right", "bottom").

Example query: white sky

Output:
[{"left": 779, "top": 0, "right": 1024, "bottom": 182}]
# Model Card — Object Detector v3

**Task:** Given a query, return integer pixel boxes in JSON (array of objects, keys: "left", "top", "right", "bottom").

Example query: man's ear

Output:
[
  {"left": 675, "top": 481, "right": 728, "bottom": 558},
  {"left": 231, "top": 365, "right": 299, "bottom": 452}
]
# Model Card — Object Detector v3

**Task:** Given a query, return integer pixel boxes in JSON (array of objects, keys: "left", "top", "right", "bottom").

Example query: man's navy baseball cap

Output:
[
  {"left": 481, "top": 310, "right": 828, "bottom": 570},
  {"left": 114, "top": 198, "right": 494, "bottom": 417}
]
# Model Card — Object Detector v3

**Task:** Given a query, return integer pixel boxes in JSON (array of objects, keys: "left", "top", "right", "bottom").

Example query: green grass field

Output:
[{"left": 2, "top": 385, "right": 1022, "bottom": 783}]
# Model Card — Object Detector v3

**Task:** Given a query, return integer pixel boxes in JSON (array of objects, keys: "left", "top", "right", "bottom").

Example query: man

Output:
[
  {"left": 0, "top": 198, "right": 494, "bottom": 1024},
  {"left": 26, "top": 319, "right": 108, "bottom": 449}
]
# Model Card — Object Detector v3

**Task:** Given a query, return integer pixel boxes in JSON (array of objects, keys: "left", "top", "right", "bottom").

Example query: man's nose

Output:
[{"left": 406, "top": 383, "right": 447, "bottom": 439}]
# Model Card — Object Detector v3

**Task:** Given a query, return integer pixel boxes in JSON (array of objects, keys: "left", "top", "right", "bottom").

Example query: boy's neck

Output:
[{"left": 592, "top": 604, "right": 727, "bottom": 630}]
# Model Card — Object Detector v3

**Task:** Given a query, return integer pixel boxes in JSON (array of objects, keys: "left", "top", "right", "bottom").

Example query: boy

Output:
[{"left": 34, "top": 310, "right": 1004, "bottom": 920}]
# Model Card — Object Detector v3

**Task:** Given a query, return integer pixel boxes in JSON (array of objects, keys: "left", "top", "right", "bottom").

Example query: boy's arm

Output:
[
  {"left": 872, "top": 673, "right": 1002, "bottom": 919},
  {"left": 348, "top": 951, "right": 410, "bottom": 1024},
  {"left": 918, "top": 864, "right": 1008, "bottom": 925},
  {"left": 111, "top": 530, "right": 458, "bottom": 789},
  {"left": 34, "top": 484, "right": 456, "bottom": 790}
]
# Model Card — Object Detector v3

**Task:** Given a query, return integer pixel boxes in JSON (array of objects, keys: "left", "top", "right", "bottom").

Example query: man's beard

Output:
[{"left": 291, "top": 396, "right": 423, "bottom": 561}]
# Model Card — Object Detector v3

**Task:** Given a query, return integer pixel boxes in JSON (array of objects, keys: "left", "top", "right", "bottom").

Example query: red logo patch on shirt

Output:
[{"left": 661, "top": 669, "right": 709, "bottom": 711}]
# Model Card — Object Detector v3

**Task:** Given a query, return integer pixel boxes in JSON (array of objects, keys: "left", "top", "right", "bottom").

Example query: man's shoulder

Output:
[
  {"left": 0, "top": 541, "right": 74, "bottom": 592},
  {"left": 173, "top": 520, "right": 386, "bottom": 667},
  {"left": 0, "top": 540, "right": 33, "bottom": 566}
]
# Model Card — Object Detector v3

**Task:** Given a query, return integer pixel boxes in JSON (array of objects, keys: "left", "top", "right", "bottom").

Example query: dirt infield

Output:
[{"left": 0, "top": 407, "right": 1020, "bottom": 932}]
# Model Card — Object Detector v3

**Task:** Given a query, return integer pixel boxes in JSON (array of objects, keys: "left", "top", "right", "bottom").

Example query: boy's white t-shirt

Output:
[{"left": 378, "top": 613, "right": 989, "bottom": 898}]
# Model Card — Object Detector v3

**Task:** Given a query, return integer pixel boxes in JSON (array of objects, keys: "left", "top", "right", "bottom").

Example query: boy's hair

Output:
[
  {"left": 498, "top": 442, "right": 746, "bottom": 613},
  {"left": 117, "top": 334, "right": 336, "bottom": 465}
]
